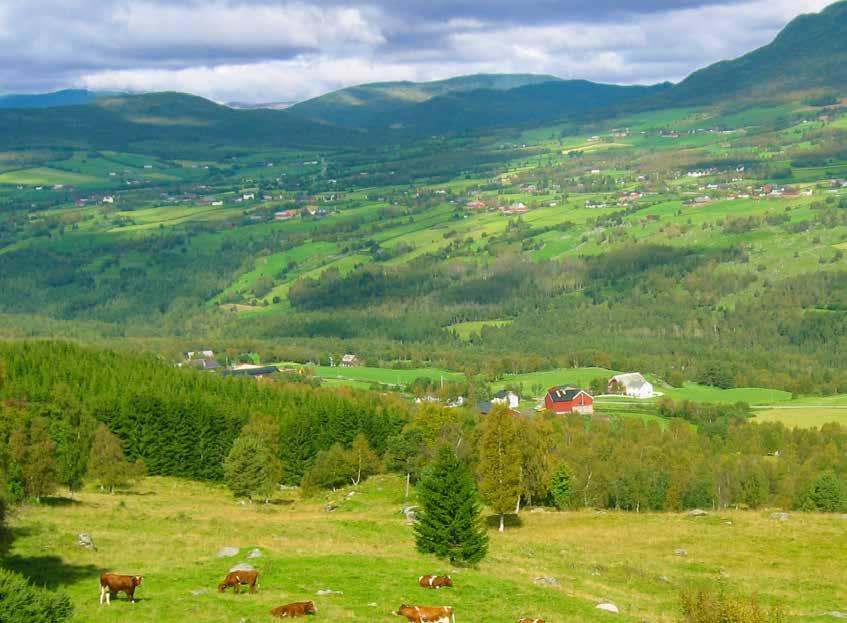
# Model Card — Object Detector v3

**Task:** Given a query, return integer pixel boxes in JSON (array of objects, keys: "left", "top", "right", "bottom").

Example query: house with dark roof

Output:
[
  {"left": 544, "top": 386, "right": 594, "bottom": 414},
  {"left": 608, "top": 373, "right": 654, "bottom": 399}
]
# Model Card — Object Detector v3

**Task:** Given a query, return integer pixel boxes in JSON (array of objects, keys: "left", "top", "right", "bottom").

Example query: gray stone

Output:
[
  {"left": 533, "top": 576, "right": 562, "bottom": 588},
  {"left": 77, "top": 533, "right": 96, "bottom": 551},
  {"left": 317, "top": 589, "right": 343, "bottom": 596},
  {"left": 346, "top": 491, "right": 356, "bottom": 499},
  {"left": 674, "top": 548, "right": 688, "bottom": 557},
  {"left": 596, "top": 603, "right": 619, "bottom": 614},
  {"left": 688, "top": 509, "right": 707, "bottom": 517},
  {"left": 770, "top": 512, "right": 790, "bottom": 522},
  {"left": 229, "top": 563, "right": 255, "bottom": 573},
  {"left": 368, "top": 603, "right": 377, "bottom": 608},
  {"left": 216, "top": 547, "right": 240, "bottom": 558},
  {"left": 325, "top": 502, "right": 339, "bottom": 512},
  {"left": 246, "top": 548, "right": 263, "bottom": 559}
]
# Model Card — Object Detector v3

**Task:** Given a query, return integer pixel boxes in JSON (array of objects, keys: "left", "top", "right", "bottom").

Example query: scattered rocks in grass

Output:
[
  {"left": 229, "top": 563, "right": 255, "bottom": 573},
  {"left": 688, "top": 509, "right": 707, "bottom": 517},
  {"left": 216, "top": 547, "right": 239, "bottom": 558},
  {"left": 770, "top": 512, "right": 790, "bottom": 522},
  {"left": 596, "top": 603, "right": 619, "bottom": 614},
  {"left": 674, "top": 548, "right": 688, "bottom": 557},
  {"left": 77, "top": 533, "right": 96, "bottom": 551},
  {"left": 401, "top": 505, "right": 419, "bottom": 523},
  {"left": 659, "top": 575, "right": 670, "bottom": 583},
  {"left": 533, "top": 576, "right": 561, "bottom": 588},
  {"left": 246, "top": 548, "right": 263, "bottom": 559},
  {"left": 325, "top": 502, "right": 339, "bottom": 512},
  {"left": 317, "top": 589, "right": 343, "bottom": 596},
  {"left": 824, "top": 612, "right": 847, "bottom": 619}
]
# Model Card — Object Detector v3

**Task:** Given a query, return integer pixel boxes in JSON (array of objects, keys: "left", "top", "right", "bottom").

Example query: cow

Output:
[
  {"left": 270, "top": 601, "right": 318, "bottom": 618},
  {"left": 419, "top": 575, "right": 453, "bottom": 589},
  {"left": 395, "top": 604, "right": 455, "bottom": 623},
  {"left": 99, "top": 573, "right": 143, "bottom": 605},
  {"left": 519, "top": 619, "right": 546, "bottom": 623},
  {"left": 218, "top": 570, "right": 259, "bottom": 594}
]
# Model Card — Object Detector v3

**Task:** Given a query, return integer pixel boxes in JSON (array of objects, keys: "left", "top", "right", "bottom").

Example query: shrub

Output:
[
  {"left": 680, "top": 586, "right": 784, "bottom": 623},
  {"left": 0, "top": 568, "right": 73, "bottom": 623},
  {"left": 804, "top": 471, "right": 847, "bottom": 512}
]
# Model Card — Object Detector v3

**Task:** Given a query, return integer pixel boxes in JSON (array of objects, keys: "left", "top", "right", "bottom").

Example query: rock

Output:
[
  {"left": 325, "top": 502, "right": 339, "bottom": 512},
  {"left": 596, "top": 603, "right": 619, "bottom": 614},
  {"left": 346, "top": 491, "right": 356, "bottom": 499},
  {"left": 674, "top": 548, "right": 688, "bottom": 557},
  {"left": 368, "top": 603, "right": 377, "bottom": 608},
  {"left": 189, "top": 588, "right": 208, "bottom": 597},
  {"left": 688, "top": 509, "right": 707, "bottom": 517},
  {"left": 402, "top": 505, "right": 419, "bottom": 524},
  {"left": 317, "top": 589, "right": 343, "bottom": 596},
  {"left": 530, "top": 507, "right": 547, "bottom": 513},
  {"left": 659, "top": 575, "right": 670, "bottom": 583},
  {"left": 770, "top": 512, "right": 790, "bottom": 522},
  {"left": 824, "top": 612, "right": 847, "bottom": 619},
  {"left": 533, "top": 576, "right": 562, "bottom": 588},
  {"left": 229, "top": 563, "right": 255, "bottom": 573},
  {"left": 840, "top": 514, "right": 847, "bottom": 520},
  {"left": 246, "top": 548, "right": 263, "bottom": 559},
  {"left": 216, "top": 547, "right": 239, "bottom": 558},
  {"left": 77, "top": 533, "right": 96, "bottom": 551}
]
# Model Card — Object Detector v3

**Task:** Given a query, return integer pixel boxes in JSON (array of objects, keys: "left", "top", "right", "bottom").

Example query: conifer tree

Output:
[
  {"left": 477, "top": 406, "right": 522, "bottom": 532},
  {"left": 550, "top": 463, "right": 575, "bottom": 510},
  {"left": 224, "top": 435, "right": 281, "bottom": 502},
  {"left": 414, "top": 444, "right": 488, "bottom": 565}
]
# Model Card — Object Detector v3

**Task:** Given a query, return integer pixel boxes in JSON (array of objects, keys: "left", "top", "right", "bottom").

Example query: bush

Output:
[
  {"left": 0, "top": 568, "right": 73, "bottom": 623},
  {"left": 550, "top": 463, "right": 575, "bottom": 510},
  {"left": 680, "top": 586, "right": 784, "bottom": 623}
]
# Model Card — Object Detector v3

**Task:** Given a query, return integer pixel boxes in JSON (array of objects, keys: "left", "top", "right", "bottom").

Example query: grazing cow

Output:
[
  {"left": 270, "top": 601, "right": 318, "bottom": 618},
  {"left": 395, "top": 604, "right": 455, "bottom": 623},
  {"left": 419, "top": 575, "right": 453, "bottom": 589},
  {"left": 519, "top": 619, "right": 545, "bottom": 623},
  {"left": 99, "top": 573, "right": 143, "bottom": 605},
  {"left": 218, "top": 570, "right": 259, "bottom": 594}
]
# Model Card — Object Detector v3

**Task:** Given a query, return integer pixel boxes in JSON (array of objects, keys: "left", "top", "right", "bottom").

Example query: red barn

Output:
[{"left": 544, "top": 386, "right": 594, "bottom": 415}]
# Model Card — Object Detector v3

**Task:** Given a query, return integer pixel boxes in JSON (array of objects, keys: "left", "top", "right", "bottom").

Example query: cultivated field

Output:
[{"left": 5, "top": 476, "right": 846, "bottom": 623}]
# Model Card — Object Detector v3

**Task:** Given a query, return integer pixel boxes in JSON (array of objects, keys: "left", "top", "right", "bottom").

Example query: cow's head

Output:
[
  {"left": 306, "top": 601, "right": 317, "bottom": 614},
  {"left": 443, "top": 575, "right": 453, "bottom": 587},
  {"left": 133, "top": 576, "right": 143, "bottom": 587},
  {"left": 396, "top": 604, "right": 413, "bottom": 617}
]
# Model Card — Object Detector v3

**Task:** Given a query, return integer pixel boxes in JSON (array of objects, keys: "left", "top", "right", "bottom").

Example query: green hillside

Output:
[
  {"left": 288, "top": 73, "right": 563, "bottom": 127},
  {"left": 668, "top": 0, "right": 847, "bottom": 103},
  {"left": 0, "top": 89, "right": 102, "bottom": 109}
]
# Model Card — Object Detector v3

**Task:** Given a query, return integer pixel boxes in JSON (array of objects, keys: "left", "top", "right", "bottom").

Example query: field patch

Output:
[{"left": 448, "top": 319, "right": 513, "bottom": 341}]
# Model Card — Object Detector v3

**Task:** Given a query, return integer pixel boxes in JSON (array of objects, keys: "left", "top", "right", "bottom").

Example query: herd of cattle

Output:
[{"left": 99, "top": 571, "right": 546, "bottom": 622}]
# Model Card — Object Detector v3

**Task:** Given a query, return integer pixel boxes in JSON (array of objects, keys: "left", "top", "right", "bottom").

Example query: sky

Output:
[{"left": 0, "top": 0, "right": 836, "bottom": 104}]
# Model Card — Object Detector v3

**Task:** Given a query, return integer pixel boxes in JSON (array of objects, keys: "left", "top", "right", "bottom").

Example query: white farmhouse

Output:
[
  {"left": 608, "top": 373, "right": 654, "bottom": 399},
  {"left": 491, "top": 390, "right": 520, "bottom": 410}
]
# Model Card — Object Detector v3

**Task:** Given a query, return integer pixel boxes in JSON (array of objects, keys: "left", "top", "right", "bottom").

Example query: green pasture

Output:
[{"left": 448, "top": 319, "right": 513, "bottom": 341}]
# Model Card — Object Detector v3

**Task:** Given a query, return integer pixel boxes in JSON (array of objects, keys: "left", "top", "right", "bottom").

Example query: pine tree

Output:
[
  {"left": 477, "top": 406, "right": 522, "bottom": 532},
  {"left": 414, "top": 444, "right": 488, "bottom": 565},
  {"left": 224, "top": 435, "right": 280, "bottom": 501}
]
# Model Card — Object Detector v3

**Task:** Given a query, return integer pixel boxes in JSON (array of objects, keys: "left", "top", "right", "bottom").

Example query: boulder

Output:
[
  {"left": 596, "top": 603, "right": 619, "bottom": 614},
  {"left": 325, "top": 502, "right": 339, "bottom": 512},
  {"left": 346, "top": 491, "right": 356, "bottom": 499},
  {"left": 674, "top": 549, "right": 688, "bottom": 557},
  {"left": 246, "top": 548, "right": 263, "bottom": 559},
  {"left": 402, "top": 505, "right": 419, "bottom": 524},
  {"left": 533, "top": 576, "right": 562, "bottom": 588},
  {"left": 688, "top": 509, "right": 707, "bottom": 517},
  {"left": 216, "top": 547, "right": 239, "bottom": 558},
  {"left": 77, "top": 533, "right": 96, "bottom": 551},
  {"left": 229, "top": 563, "right": 255, "bottom": 573},
  {"left": 770, "top": 512, "right": 790, "bottom": 522},
  {"left": 317, "top": 589, "right": 343, "bottom": 596}
]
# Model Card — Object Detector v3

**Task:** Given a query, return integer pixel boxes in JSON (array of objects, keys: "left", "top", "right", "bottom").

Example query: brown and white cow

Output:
[
  {"left": 419, "top": 575, "right": 453, "bottom": 589},
  {"left": 395, "top": 604, "right": 455, "bottom": 623},
  {"left": 270, "top": 601, "right": 318, "bottom": 618},
  {"left": 519, "top": 619, "right": 546, "bottom": 623},
  {"left": 99, "top": 573, "right": 143, "bottom": 605},
  {"left": 218, "top": 570, "right": 259, "bottom": 594}
]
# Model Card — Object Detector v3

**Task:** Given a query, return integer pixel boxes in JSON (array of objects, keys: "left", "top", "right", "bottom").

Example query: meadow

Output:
[{"left": 5, "top": 475, "right": 846, "bottom": 623}]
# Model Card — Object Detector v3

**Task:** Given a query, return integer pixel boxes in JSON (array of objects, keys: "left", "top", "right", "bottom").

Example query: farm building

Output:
[
  {"left": 608, "top": 373, "right": 654, "bottom": 399},
  {"left": 340, "top": 354, "right": 363, "bottom": 368},
  {"left": 544, "top": 387, "right": 594, "bottom": 415},
  {"left": 491, "top": 390, "right": 520, "bottom": 409}
]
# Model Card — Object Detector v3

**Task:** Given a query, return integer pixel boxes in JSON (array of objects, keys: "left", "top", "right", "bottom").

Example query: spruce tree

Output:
[
  {"left": 224, "top": 435, "right": 281, "bottom": 502},
  {"left": 414, "top": 444, "right": 488, "bottom": 565}
]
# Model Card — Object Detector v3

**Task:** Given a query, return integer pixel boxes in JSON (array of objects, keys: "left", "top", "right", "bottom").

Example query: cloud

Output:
[{"left": 0, "top": 0, "right": 837, "bottom": 102}]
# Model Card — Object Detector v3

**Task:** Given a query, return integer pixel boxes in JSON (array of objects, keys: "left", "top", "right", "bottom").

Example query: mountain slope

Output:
[
  {"left": 288, "top": 74, "right": 562, "bottom": 127},
  {"left": 0, "top": 89, "right": 102, "bottom": 109},
  {"left": 0, "top": 92, "right": 369, "bottom": 155},
  {"left": 668, "top": 0, "right": 847, "bottom": 104}
]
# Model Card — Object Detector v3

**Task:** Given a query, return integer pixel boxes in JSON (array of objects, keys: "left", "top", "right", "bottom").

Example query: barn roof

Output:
[
  {"left": 610, "top": 373, "right": 649, "bottom": 390},
  {"left": 546, "top": 386, "right": 584, "bottom": 402}
]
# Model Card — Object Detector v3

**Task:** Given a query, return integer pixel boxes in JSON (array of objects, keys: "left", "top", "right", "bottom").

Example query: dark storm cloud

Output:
[{"left": 0, "top": 0, "right": 834, "bottom": 102}]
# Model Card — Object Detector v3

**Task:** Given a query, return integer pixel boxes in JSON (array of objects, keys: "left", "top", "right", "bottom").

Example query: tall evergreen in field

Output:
[{"left": 414, "top": 445, "right": 488, "bottom": 565}]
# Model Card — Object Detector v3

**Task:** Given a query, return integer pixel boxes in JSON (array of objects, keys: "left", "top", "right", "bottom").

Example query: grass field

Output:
[
  {"left": 753, "top": 407, "right": 847, "bottom": 429},
  {"left": 5, "top": 476, "right": 846, "bottom": 623},
  {"left": 448, "top": 320, "right": 513, "bottom": 341}
]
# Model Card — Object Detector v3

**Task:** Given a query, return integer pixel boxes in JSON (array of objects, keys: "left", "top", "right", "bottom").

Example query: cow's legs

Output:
[
  {"left": 99, "top": 585, "right": 105, "bottom": 605},
  {"left": 106, "top": 589, "right": 111, "bottom": 605}
]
